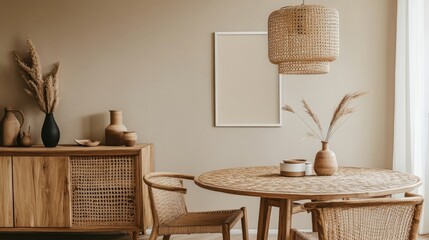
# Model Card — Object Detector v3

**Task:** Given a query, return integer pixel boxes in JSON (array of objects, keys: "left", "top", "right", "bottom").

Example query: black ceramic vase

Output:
[{"left": 41, "top": 113, "right": 60, "bottom": 147}]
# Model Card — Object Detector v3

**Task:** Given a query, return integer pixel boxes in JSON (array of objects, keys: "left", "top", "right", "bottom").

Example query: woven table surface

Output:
[{"left": 195, "top": 167, "right": 421, "bottom": 200}]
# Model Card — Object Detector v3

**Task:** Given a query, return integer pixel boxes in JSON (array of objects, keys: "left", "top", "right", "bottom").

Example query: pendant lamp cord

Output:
[{"left": 302, "top": 0, "right": 305, "bottom": 5}]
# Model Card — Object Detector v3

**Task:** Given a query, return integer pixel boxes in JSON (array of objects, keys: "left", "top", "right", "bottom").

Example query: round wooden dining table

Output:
[{"left": 194, "top": 166, "right": 422, "bottom": 240}]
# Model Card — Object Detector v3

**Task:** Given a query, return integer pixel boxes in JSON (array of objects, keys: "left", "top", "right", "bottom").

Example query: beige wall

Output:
[{"left": 0, "top": 0, "right": 396, "bottom": 230}]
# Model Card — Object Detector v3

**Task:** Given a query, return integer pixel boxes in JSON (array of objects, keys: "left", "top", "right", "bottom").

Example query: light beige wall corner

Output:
[{"left": 0, "top": 0, "right": 396, "bottom": 230}]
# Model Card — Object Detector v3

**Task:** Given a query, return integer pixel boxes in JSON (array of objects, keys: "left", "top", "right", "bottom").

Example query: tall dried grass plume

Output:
[
  {"left": 14, "top": 38, "right": 59, "bottom": 114},
  {"left": 283, "top": 91, "right": 367, "bottom": 142}
]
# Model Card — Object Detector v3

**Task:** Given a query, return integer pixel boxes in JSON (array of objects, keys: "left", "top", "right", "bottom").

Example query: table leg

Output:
[
  {"left": 278, "top": 199, "right": 293, "bottom": 240},
  {"left": 257, "top": 198, "right": 272, "bottom": 240}
]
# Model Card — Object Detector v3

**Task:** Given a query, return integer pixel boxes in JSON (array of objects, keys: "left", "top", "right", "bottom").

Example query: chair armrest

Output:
[
  {"left": 143, "top": 172, "right": 195, "bottom": 194},
  {"left": 292, "top": 203, "right": 307, "bottom": 214}
]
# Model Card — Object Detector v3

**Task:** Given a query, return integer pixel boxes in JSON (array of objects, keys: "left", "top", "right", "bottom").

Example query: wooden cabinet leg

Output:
[
  {"left": 132, "top": 231, "right": 139, "bottom": 240},
  {"left": 257, "top": 198, "right": 272, "bottom": 240}
]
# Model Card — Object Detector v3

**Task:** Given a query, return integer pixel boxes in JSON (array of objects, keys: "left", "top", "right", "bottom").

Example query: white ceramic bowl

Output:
[{"left": 280, "top": 159, "right": 306, "bottom": 177}]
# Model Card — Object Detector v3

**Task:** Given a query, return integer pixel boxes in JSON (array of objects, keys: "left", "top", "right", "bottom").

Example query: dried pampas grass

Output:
[
  {"left": 14, "top": 38, "right": 59, "bottom": 114},
  {"left": 284, "top": 91, "right": 367, "bottom": 142}
]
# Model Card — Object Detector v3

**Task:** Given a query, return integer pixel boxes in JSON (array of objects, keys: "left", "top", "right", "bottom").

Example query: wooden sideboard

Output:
[{"left": 0, "top": 144, "right": 153, "bottom": 239}]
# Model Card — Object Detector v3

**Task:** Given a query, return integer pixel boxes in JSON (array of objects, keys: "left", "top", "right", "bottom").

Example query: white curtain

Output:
[{"left": 394, "top": 0, "right": 429, "bottom": 234}]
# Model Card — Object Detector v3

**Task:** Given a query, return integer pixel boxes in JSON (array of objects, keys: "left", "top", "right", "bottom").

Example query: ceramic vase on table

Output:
[
  {"left": 41, "top": 113, "right": 60, "bottom": 147},
  {"left": 123, "top": 131, "right": 137, "bottom": 147},
  {"left": 314, "top": 141, "right": 338, "bottom": 176},
  {"left": 105, "top": 110, "right": 127, "bottom": 146},
  {"left": 0, "top": 107, "right": 24, "bottom": 146},
  {"left": 19, "top": 126, "right": 32, "bottom": 147}
]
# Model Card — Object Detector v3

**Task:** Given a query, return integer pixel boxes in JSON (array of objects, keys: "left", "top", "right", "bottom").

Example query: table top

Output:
[{"left": 194, "top": 166, "right": 422, "bottom": 200}]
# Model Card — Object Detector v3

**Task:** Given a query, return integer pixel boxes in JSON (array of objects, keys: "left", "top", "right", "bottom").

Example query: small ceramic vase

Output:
[
  {"left": 105, "top": 110, "right": 127, "bottom": 146},
  {"left": 20, "top": 126, "right": 32, "bottom": 147},
  {"left": 122, "top": 131, "right": 137, "bottom": 147},
  {"left": 314, "top": 141, "right": 338, "bottom": 176}
]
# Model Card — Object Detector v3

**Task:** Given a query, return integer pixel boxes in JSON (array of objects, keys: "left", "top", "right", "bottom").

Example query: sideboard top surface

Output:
[{"left": 0, "top": 144, "right": 152, "bottom": 156}]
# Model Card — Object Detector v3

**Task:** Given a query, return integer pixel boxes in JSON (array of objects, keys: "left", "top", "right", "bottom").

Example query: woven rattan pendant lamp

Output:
[{"left": 268, "top": 4, "right": 339, "bottom": 74}]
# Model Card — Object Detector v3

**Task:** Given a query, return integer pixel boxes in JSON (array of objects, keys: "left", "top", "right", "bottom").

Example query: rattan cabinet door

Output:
[
  {"left": 70, "top": 155, "right": 137, "bottom": 227},
  {"left": 13, "top": 156, "right": 71, "bottom": 227},
  {"left": 0, "top": 156, "right": 13, "bottom": 227}
]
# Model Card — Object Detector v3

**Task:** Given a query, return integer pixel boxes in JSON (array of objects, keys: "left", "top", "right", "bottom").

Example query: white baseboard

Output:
[
  {"left": 230, "top": 229, "right": 278, "bottom": 235},
  {"left": 146, "top": 228, "right": 311, "bottom": 235}
]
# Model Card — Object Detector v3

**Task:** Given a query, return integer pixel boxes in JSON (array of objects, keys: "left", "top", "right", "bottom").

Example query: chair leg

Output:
[
  {"left": 290, "top": 228, "right": 296, "bottom": 240},
  {"left": 241, "top": 207, "right": 249, "bottom": 240},
  {"left": 222, "top": 224, "right": 231, "bottom": 240},
  {"left": 148, "top": 231, "right": 159, "bottom": 240},
  {"left": 311, "top": 200, "right": 318, "bottom": 232},
  {"left": 163, "top": 235, "right": 171, "bottom": 240},
  {"left": 311, "top": 211, "right": 318, "bottom": 232}
]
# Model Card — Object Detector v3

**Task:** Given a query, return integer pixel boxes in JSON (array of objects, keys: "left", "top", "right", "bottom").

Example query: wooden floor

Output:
[
  {"left": 0, "top": 232, "right": 428, "bottom": 240},
  {"left": 0, "top": 232, "right": 272, "bottom": 240}
]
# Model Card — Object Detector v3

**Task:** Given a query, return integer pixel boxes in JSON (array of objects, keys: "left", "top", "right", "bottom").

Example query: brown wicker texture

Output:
[
  {"left": 70, "top": 156, "right": 137, "bottom": 226},
  {"left": 149, "top": 176, "right": 187, "bottom": 225},
  {"left": 143, "top": 172, "right": 249, "bottom": 240},
  {"left": 196, "top": 167, "right": 421, "bottom": 200},
  {"left": 268, "top": 5, "right": 339, "bottom": 74},
  {"left": 294, "top": 232, "right": 318, "bottom": 240},
  {"left": 158, "top": 210, "right": 244, "bottom": 235},
  {"left": 293, "top": 194, "right": 424, "bottom": 240}
]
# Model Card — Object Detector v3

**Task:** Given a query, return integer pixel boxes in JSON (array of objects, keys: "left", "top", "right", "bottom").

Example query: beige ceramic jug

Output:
[
  {"left": 0, "top": 107, "right": 24, "bottom": 146},
  {"left": 105, "top": 110, "right": 127, "bottom": 146}
]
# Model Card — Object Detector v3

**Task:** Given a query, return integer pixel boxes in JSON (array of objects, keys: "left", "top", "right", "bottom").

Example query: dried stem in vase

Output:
[
  {"left": 284, "top": 91, "right": 367, "bottom": 142},
  {"left": 14, "top": 38, "right": 60, "bottom": 114}
]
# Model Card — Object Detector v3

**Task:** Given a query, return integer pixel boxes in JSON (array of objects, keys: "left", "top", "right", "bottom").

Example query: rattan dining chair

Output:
[
  {"left": 292, "top": 193, "right": 423, "bottom": 240},
  {"left": 143, "top": 172, "right": 249, "bottom": 240}
]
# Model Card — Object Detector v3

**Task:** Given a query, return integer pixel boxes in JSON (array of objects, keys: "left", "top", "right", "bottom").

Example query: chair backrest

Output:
[
  {"left": 143, "top": 172, "right": 194, "bottom": 225},
  {"left": 305, "top": 193, "right": 423, "bottom": 240}
]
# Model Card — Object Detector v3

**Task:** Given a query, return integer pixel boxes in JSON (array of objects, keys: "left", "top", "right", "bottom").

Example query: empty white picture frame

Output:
[{"left": 214, "top": 32, "right": 282, "bottom": 127}]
